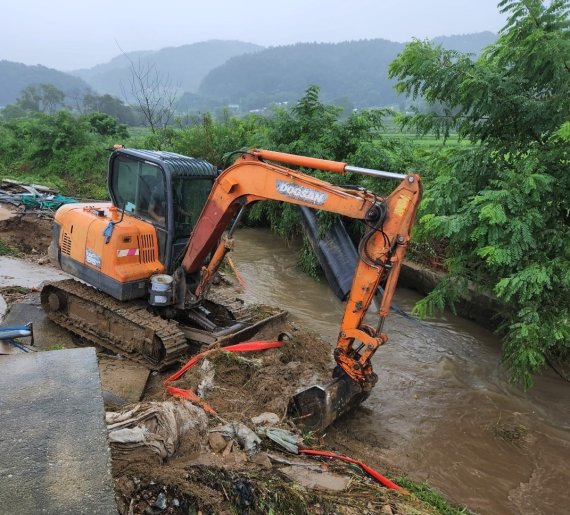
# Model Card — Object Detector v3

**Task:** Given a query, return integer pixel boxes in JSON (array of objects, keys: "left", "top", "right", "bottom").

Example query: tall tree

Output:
[
  {"left": 16, "top": 84, "right": 66, "bottom": 114},
  {"left": 122, "top": 57, "right": 178, "bottom": 136},
  {"left": 389, "top": 0, "right": 570, "bottom": 386}
]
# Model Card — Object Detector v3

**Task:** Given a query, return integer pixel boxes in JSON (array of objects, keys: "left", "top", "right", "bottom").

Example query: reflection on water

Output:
[{"left": 233, "top": 228, "right": 570, "bottom": 514}]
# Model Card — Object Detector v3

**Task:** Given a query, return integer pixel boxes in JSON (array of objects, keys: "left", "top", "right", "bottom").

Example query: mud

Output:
[
  {"left": 161, "top": 323, "right": 334, "bottom": 420},
  {"left": 0, "top": 206, "right": 53, "bottom": 256},
  {"left": 111, "top": 324, "right": 425, "bottom": 514}
]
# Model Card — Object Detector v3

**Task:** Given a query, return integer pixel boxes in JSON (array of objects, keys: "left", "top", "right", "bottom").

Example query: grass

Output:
[
  {"left": 394, "top": 475, "right": 472, "bottom": 515},
  {"left": 0, "top": 240, "right": 19, "bottom": 256},
  {"left": 381, "top": 132, "right": 472, "bottom": 147},
  {"left": 215, "top": 350, "right": 263, "bottom": 370}
]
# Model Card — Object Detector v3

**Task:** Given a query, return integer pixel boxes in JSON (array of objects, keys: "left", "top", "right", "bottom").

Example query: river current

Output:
[{"left": 232, "top": 228, "right": 570, "bottom": 515}]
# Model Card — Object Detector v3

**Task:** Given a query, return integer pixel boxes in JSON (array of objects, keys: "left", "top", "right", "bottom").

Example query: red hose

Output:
[
  {"left": 299, "top": 449, "right": 406, "bottom": 493},
  {"left": 165, "top": 340, "right": 404, "bottom": 495},
  {"left": 164, "top": 340, "right": 283, "bottom": 385},
  {"left": 166, "top": 386, "right": 218, "bottom": 415}
]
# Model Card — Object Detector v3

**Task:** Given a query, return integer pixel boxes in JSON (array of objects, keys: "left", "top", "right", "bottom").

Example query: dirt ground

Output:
[
  {"left": 0, "top": 201, "right": 440, "bottom": 515},
  {"left": 0, "top": 206, "right": 53, "bottom": 257}
]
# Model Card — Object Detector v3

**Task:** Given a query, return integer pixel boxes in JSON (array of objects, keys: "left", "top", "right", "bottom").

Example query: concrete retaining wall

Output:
[{"left": 399, "top": 261, "right": 504, "bottom": 331}]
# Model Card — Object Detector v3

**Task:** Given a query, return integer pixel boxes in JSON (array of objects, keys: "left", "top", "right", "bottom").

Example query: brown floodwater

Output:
[{"left": 232, "top": 228, "right": 570, "bottom": 515}]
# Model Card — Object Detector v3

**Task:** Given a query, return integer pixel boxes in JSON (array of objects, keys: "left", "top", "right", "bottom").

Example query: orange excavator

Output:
[{"left": 42, "top": 147, "right": 421, "bottom": 430}]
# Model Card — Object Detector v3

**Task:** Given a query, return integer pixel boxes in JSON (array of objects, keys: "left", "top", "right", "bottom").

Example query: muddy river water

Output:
[{"left": 233, "top": 228, "right": 570, "bottom": 515}]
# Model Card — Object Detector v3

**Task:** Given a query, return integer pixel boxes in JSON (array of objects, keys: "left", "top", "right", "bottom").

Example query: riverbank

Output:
[{"left": 231, "top": 227, "right": 570, "bottom": 515}]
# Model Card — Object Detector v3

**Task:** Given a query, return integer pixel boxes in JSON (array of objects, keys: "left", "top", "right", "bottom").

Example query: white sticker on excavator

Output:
[
  {"left": 276, "top": 180, "right": 328, "bottom": 206},
  {"left": 85, "top": 248, "right": 101, "bottom": 269}
]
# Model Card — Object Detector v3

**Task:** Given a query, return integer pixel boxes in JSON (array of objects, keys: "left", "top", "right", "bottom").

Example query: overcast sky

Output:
[{"left": 2, "top": 0, "right": 507, "bottom": 70}]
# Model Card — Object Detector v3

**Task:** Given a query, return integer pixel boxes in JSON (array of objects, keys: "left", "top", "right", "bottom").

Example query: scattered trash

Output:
[
  {"left": 196, "top": 359, "right": 215, "bottom": 398},
  {"left": 154, "top": 492, "right": 167, "bottom": 511},
  {"left": 0, "top": 179, "right": 77, "bottom": 214},
  {"left": 257, "top": 427, "right": 301, "bottom": 454},
  {"left": 211, "top": 422, "right": 261, "bottom": 455},
  {"left": 251, "top": 412, "right": 280, "bottom": 426}
]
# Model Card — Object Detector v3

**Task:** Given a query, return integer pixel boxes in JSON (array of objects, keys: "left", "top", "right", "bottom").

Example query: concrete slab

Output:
[
  {"left": 0, "top": 256, "right": 70, "bottom": 289},
  {"left": 98, "top": 357, "right": 151, "bottom": 404},
  {"left": 0, "top": 348, "right": 117, "bottom": 514},
  {"left": 0, "top": 293, "right": 6, "bottom": 322},
  {"left": 3, "top": 293, "right": 75, "bottom": 350}
]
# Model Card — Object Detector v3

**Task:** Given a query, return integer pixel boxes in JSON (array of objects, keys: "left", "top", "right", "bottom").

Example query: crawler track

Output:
[
  {"left": 41, "top": 279, "right": 287, "bottom": 370},
  {"left": 41, "top": 279, "right": 188, "bottom": 370}
]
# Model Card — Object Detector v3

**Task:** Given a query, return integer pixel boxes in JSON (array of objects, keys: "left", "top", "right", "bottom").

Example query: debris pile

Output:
[
  {"left": 0, "top": 179, "right": 77, "bottom": 213},
  {"left": 110, "top": 322, "right": 433, "bottom": 514}
]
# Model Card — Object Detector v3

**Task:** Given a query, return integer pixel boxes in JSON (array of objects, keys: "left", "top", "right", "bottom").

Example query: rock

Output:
[
  {"left": 381, "top": 505, "right": 393, "bottom": 514},
  {"left": 208, "top": 433, "right": 227, "bottom": 453},
  {"left": 251, "top": 412, "right": 280, "bottom": 426},
  {"left": 154, "top": 492, "right": 167, "bottom": 510},
  {"left": 37, "top": 256, "right": 50, "bottom": 265},
  {"left": 224, "top": 449, "right": 247, "bottom": 466},
  {"left": 251, "top": 452, "right": 272, "bottom": 469},
  {"left": 222, "top": 439, "right": 233, "bottom": 457}
]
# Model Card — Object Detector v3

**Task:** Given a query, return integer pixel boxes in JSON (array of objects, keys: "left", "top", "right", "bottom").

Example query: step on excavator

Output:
[{"left": 42, "top": 147, "right": 421, "bottom": 430}]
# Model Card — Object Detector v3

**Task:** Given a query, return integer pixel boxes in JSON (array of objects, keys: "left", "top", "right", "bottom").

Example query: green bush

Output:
[{"left": 389, "top": 0, "right": 570, "bottom": 386}]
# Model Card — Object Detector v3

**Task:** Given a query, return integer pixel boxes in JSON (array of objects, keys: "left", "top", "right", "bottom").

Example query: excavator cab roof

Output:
[{"left": 111, "top": 148, "right": 218, "bottom": 179}]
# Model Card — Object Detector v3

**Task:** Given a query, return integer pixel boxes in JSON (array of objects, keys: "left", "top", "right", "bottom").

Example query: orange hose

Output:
[{"left": 299, "top": 449, "right": 406, "bottom": 493}]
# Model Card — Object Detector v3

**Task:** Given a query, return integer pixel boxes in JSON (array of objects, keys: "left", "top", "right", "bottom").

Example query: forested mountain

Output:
[
  {"left": 431, "top": 31, "right": 496, "bottom": 54},
  {"left": 198, "top": 32, "right": 496, "bottom": 110},
  {"left": 199, "top": 40, "right": 404, "bottom": 110},
  {"left": 0, "top": 33, "right": 495, "bottom": 113},
  {"left": 71, "top": 40, "right": 263, "bottom": 99},
  {"left": 0, "top": 60, "right": 90, "bottom": 106}
]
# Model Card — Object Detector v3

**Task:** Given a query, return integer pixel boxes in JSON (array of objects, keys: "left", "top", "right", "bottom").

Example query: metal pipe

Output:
[
  {"left": 227, "top": 205, "right": 246, "bottom": 238},
  {"left": 345, "top": 165, "right": 407, "bottom": 181},
  {"left": 0, "top": 329, "right": 32, "bottom": 340}
]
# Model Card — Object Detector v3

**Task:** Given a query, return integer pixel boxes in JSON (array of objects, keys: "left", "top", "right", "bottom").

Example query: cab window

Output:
[
  {"left": 112, "top": 156, "right": 166, "bottom": 225},
  {"left": 172, "top": 177, "right": 213, "bottom": 239}
]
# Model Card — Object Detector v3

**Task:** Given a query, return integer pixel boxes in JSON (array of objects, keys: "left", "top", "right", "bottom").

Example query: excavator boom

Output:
[{"left": 182, "top": 149, "right": 422, "bottom": 430}]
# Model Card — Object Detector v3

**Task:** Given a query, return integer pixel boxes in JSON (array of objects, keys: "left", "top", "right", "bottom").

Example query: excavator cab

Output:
[{"left": 108, "top": 148, "right": 218, "bottom": 274}]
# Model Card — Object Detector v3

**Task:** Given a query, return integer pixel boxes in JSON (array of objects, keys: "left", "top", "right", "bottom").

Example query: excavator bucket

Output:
[{"left": 288, "top": 373, "right": 369, "bottom": 432}]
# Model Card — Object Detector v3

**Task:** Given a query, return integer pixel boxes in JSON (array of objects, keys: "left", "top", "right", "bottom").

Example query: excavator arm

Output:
[{"left": 181, "top": 149, "right": 421, "bottom": 429}]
